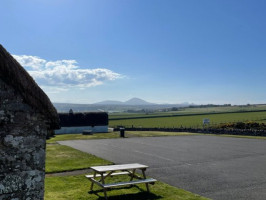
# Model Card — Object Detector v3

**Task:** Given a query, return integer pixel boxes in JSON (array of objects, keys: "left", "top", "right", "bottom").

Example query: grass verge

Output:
[
  {"left": 47, "top": 132, "right": 120, "bottom": 144},
  {"left": 47, "top": 131, "right": 200, "bottom": 144},
  {"left": 47, "top": 131, "right": 266, "bottom": 145},
  {"left": 212, "top": 134, "right": 266, "bottom": 140},
  {"left": 46, "top": 144, "right": 112, "bottom": 173},
  {"left": 126, "top": 131, "right": 199, "bottom": 137},
  {"left": 45, "top": 174, "right": 208, "bottom": 200}
]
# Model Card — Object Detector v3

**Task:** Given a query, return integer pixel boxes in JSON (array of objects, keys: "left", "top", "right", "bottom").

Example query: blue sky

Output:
[{"left": 1, "top": 0, "right": 266, "bottom": 105}]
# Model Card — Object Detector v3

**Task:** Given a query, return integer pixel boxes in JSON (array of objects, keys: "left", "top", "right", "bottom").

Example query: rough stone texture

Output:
[
  {"left": 0, "top": 79, "right": 49, "bottom": 200},
  {"left": 0, "top": 45, "right": 59, "bottom": 200}
]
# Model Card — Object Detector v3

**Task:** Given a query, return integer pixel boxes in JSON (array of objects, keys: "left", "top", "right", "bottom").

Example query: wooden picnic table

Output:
[{"left": 86, "top": 163, "right": 157, "bottom": 199}]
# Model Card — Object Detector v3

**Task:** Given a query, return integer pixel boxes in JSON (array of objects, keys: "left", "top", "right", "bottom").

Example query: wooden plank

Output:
[
  {"left": 102, "top": 178, "right": 157, "bottom": 188},
  {"left": 85, "top": 171, "right": 130, "bottom": 178},
  {"left": 90, "top": 163, "right": 148, "bottom": 172},
  {"left": 89, "top": 178, "right": 104, "bottom": 188}
]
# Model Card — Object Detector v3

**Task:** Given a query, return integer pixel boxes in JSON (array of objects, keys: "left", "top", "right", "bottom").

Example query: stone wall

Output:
[
  {"left": 0, "top": 79, "right": 48, "bottom": 200},
  {"left": 114, "top": 127, "right": 266, "bottom": 136}
]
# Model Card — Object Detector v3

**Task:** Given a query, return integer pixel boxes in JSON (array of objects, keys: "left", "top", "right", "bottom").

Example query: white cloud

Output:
[
  {"left": 13, "top": 55, "right": 46, "bottom": 70},
  {"left": 13, "top": 55, "right": 123, "bottom": 90}
]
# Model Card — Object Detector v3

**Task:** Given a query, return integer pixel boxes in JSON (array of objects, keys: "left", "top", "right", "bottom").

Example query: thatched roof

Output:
[
  {"left": 59, "top": 112, "right": 108, "bottom": 127},
  {"left": 0, "top": 44, "right": 59, "bottom": 129}
]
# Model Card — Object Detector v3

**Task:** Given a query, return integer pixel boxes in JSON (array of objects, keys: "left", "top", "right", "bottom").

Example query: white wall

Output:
[{"left": 55, "top": 125, "right": 108, "bottom": 134}]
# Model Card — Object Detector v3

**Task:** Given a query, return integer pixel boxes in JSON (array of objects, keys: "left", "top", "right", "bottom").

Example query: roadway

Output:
[{"left": 59, "top": 135, "right": 266, "bottom": 200}]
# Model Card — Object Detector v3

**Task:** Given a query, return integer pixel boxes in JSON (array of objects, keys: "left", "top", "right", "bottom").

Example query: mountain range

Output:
[
  {"left": 95, "top": 98, "right": 155, "bottom": 105},
  {"left": 53, "top": 98, "right": 191, "bottom": 113}
]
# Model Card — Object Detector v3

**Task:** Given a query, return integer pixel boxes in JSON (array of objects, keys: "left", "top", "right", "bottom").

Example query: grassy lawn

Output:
[
  {"left": 212, "top": 134, "right": 266, "bottom": 140},
  {"left": 126, "top": 131, "right": 199, "bottom": 137},
  {"left": 45, "top": 174, "right": 208, "bottom": 200},
  {"left": 45, "top": 142, "right": 209, "bottom": 200},
  {"left": 47, "top": 132, "right": 200, "bottom": 144},
  {"left": 46, "top": 144, "right": 112, "bottom": 173},
  {"left": 47, "top": 131, "right": 266, "bottom": 146},
  {"left": 47, "top": 132, "right": 120, "bottom": 144}
]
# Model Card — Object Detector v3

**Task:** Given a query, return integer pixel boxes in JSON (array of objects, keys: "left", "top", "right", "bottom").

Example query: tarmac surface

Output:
[{"left": 59, "top": 135, "right": 266, "bottom": 200}]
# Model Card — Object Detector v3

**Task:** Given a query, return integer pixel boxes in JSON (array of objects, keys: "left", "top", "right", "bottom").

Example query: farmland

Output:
[
  {"left": 109, "top": 105, "right": 266, "bottom": 119},
  {"left": 109, "top": 106, "right": 266, "bottom": 129}
]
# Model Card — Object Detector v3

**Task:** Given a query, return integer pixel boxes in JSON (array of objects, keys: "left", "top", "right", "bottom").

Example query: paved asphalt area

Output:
[{"left": 59, "top": 135, "right": 266, "bottom": 200}]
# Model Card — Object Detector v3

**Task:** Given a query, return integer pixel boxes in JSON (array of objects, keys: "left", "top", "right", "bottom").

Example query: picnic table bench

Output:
[{"left": 85, "top": 163, "right": 157, "bottom": 199}]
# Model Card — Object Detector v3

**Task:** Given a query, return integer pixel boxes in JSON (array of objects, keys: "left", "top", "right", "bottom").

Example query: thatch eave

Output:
[{"left": 0, "top": 44, "right": 59, "bottom": 129}]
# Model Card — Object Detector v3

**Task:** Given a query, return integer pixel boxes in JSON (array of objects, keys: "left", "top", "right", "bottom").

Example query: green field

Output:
[
  {"left": 109, "top": 105, "right": 266, "bottom": 120},
  {"left": 109, "top": 111, "right": 266, "bottom": 128}
]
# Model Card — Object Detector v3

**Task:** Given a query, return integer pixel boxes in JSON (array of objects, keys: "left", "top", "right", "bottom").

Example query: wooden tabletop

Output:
[{"left": 90, "top": 163, "right": 149, "bottom": 173}]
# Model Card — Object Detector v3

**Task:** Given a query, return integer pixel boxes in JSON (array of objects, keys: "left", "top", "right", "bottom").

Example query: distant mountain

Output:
[
  {"left": 124, "top": 98, "right": 155, "bottom": 105},
  {"left": 95, "top": 100, "right": 123, "bottom": 105},
  {"left": 53, "top": 100, "right": 194, "bottom": 113},
  {"left": 94, "top": 98, "right": 155, "bottom": 105}
]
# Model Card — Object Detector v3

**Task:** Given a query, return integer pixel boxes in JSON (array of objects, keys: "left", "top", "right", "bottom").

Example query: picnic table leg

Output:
[
  {"left": 130, "top": 169, "right": 136, "bottom": 181},
  {"left": 141, "top": 169, "right": 150, "bottom": 192},
  {"left": 101, "top": 173, "right": 108, "bottom": 200},
  {"left": 90, "top": 171, "right": 97, "bottom": 190}
]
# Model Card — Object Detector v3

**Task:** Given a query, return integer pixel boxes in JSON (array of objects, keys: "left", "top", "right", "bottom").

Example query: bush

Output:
[{"left": 214, "top": 122, "right": 266, "bottom": 130}]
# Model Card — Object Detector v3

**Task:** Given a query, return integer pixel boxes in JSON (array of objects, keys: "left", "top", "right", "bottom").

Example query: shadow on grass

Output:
[{"left": 89, "top": 185, "right": 162, "bottom": 200}]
